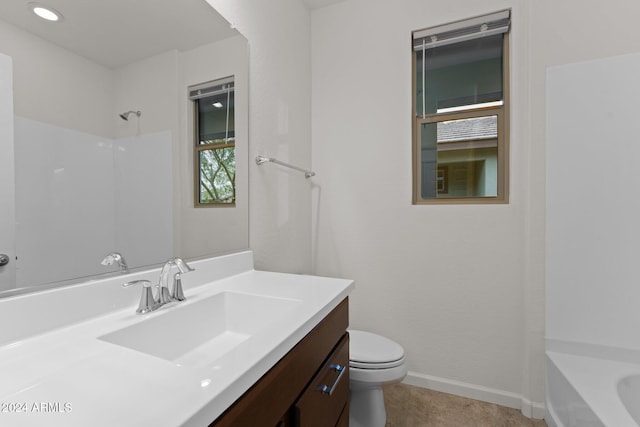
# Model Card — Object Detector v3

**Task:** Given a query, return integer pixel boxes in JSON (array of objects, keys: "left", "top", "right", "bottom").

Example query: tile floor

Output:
[{"left": 383, "top": 383, "right": 548, "bottom": 427}]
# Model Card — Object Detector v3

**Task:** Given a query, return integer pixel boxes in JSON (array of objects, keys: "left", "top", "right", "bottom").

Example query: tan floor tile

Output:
[{"left": 383, "top": 383, "right": 548, "bottom": 427}]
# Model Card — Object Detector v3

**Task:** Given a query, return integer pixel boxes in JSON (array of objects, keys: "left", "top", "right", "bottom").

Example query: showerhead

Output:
[{"left": 119, "top": 110, "right": 141, "bottom": 121}]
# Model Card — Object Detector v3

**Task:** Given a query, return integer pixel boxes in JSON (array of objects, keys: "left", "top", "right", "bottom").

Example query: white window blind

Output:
[
  {"left": 188, "top": 76, "right": 234, "bottom": 101},
  {"left": 413, "top": 10, "right": 510, "bottom": 51}
]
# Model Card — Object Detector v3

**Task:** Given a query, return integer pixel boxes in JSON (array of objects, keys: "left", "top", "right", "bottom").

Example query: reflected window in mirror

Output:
[
  {"left": 412, "top": 10, "right": 510, "bottom": 204},
  {"left": 190, "top": 77, "right": 236, "bottom": 207}
]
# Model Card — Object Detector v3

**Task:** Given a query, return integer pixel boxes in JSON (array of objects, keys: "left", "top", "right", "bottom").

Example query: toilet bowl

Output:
[{"left": 349, "top": 330, "right": 407, "bottom": 427}]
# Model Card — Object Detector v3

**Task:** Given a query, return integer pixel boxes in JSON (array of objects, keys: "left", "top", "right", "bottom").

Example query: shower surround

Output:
[{"left": 13, "top": 116, "right": 172, "bottom": 289}]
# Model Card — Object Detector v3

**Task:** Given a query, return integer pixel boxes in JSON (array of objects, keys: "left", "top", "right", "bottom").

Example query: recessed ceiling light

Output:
[
  {"left": 28, "top": 3, "right": 64, "bottom": 22},
  {"left": 212, "top": 102, "right": 224, "bottom": 108}
]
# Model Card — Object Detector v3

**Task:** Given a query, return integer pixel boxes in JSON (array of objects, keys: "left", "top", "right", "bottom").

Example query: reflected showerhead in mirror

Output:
[{"left": 119, "top": 110, "right": 141, "bottom": 121}]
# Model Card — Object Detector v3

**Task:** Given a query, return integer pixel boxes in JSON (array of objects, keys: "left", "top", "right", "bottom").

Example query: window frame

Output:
[
  {"left": 412, "top": 20, "right": 510, "bottom": 205},
  {"left": 191, "top": 77, "right": 236, "bottom": 208}
]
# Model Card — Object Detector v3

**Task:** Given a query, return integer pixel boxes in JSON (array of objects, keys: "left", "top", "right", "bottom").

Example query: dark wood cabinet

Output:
[
  {"left": 293, "top": 334, "right": 349, "bottom": 427},
  {"left": 210, "top": 298, "right": 349, "bottom": 427}
]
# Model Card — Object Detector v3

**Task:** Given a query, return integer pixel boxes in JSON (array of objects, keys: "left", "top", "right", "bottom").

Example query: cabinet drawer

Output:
[{"left": 294, "top": 334, "right": 349, "bottom": 427}]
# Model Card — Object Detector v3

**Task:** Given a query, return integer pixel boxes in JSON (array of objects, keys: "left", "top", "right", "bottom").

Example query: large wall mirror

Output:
[{"left": 0, "top": 0, "right": 249, "bottom": 297}]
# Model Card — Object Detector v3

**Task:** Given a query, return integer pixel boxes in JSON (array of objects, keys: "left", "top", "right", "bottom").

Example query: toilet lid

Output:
[{"left": 349, "top": 330, "right": 405, "bottom": 368}]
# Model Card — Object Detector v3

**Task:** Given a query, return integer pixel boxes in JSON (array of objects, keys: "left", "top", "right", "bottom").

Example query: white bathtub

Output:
[{"left": 546, "top": 349, "right": 640, "bottom": 427}]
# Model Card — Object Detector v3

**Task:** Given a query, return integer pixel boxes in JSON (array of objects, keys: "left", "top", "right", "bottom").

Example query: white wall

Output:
[
  {"left": 308, "top": 0, "right": 640, "bottom": 417},
  {"left": 205, "top": 0, "right": 313, "bottom": 273},
  {"left": 177, "top": 36, "right": 250, "bottom": 260},
  {"left": 310, "top": 0, "right": 540, "bottom": 415},
  {"left": 0, "top": 20, "right": 113, "bottom": 138},
  {"left": 114, "top": 50, "right": 179, "bottom": 139}
]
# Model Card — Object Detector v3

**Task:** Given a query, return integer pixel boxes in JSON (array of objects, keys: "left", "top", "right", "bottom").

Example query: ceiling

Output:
[{"left": 0, "top": 0, "right": 239, "bottom": 68}]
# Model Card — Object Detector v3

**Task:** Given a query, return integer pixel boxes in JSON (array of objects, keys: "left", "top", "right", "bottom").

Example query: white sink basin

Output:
[{"left": 99, "top": 291, "right": 301, "bottom": 367}]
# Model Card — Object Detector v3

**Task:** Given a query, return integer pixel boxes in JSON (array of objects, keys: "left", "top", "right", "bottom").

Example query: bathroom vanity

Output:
[
  {"left": 211, "top": 298, "right": 349, "bottom": 427},
  {"left": 0, "top": 251, "right": 354, "bottom": 426}
]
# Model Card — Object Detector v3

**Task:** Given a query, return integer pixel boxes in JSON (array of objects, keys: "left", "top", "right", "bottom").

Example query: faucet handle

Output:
[
  {"left": 123, "top": 280, "right": 160, "bottom": 315},
  {"left": 172, "top": 272, "right": 186, "bottom": 302}
]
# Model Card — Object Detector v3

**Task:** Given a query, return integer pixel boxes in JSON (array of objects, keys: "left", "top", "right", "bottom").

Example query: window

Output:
[
  {"left": 189, "top": 77, "right": 236, "bottom": 207},
  {"left": 412, "top": 10, "right": 510, "bottom": 204}
]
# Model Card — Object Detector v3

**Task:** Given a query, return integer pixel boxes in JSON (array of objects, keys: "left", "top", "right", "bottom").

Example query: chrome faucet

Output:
[
  {"left": 101, "top": 252, "right": 129, "bottom": 273},
  {"left": 157, "top": 257, "right": 195, "bottom": 305},
  {"left": 122, "top": 257, "right": 194, "bottom": 315}
]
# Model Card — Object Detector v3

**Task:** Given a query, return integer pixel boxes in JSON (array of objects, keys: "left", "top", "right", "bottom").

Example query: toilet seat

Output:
[
  {"left": 350, "top": 357, "right": 405, "bottom": 369},
  {"left": 349, "top": 330, "right": 405, "bottom": 369}
]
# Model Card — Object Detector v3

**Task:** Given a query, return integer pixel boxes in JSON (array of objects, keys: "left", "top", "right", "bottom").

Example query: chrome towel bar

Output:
[{"left": 255, "top": 155, "right": 315, "bottom": 178}]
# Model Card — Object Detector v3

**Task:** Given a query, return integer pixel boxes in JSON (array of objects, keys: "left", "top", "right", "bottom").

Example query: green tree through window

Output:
[{"left": 199, "top": 145, "right": 235, "bottom": 204}]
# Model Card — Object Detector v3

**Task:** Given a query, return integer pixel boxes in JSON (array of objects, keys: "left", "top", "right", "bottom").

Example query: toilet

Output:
[{"left": 349, "top": 330, "right": 408, "bottom": 427}]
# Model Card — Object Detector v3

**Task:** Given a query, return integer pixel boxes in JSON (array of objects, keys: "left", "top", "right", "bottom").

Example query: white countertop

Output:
[{"left": 0, "top": 252, "right": 354, "bottom": 426}]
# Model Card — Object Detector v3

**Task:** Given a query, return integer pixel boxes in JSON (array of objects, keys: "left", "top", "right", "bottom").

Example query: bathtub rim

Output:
[{"left": 546, "top": 342, "right": 640, "bottom": 427}]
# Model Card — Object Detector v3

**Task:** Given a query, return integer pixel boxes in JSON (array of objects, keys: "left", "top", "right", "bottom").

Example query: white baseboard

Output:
[{"left": 402, "top": 371, "right": 546, "bottom": 420}]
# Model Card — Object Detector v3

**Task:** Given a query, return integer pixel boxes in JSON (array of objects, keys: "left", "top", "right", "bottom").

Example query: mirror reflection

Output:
[{"left": 0, "top": 0, "right": 249, "bottom": 297}]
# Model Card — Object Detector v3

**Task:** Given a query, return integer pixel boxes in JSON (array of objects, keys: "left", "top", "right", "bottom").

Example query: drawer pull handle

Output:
[{"left": 319, "top": 364, "right": 346, "bottom": 396}]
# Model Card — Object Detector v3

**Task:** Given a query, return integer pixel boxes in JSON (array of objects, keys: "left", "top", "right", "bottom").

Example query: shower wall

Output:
[
  {"left": 546, "top": 52, "right": 640, "bottom": 350},
  {"left": 14, "top": 116, "right": 172, "bottom": 288},
  {"left": 114, "top": 132, "right": 173, "bottom": 271}
]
